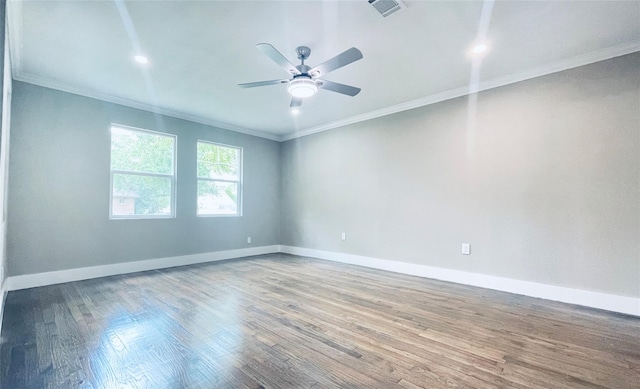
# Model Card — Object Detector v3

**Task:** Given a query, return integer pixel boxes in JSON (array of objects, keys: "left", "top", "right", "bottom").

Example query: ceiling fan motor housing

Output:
[{"left": 295, "top": 64, "right": 312, "bottom": 75}]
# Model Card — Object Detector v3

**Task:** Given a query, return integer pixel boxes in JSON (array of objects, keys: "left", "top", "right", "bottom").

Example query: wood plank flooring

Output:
[{"left": 1, "top": 253, "right": 639, "bottom": 388}]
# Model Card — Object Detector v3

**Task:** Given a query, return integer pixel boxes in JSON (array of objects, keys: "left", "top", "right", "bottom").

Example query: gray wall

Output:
[
  {"left": 7, "top": 82, "right": 280, "bottom": 276},
  {"left": 6, "top": 53, "right": 639, "bottom": 298},
  {"left": 0, "top": 0, "right": 7, "bottom": 290},
  {"left": 281, "top": 53, "right": 640, "bottom": 298}
]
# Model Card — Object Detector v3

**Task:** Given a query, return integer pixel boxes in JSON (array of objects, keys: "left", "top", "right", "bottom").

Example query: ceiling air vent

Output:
[{"left": 368, "top": 0, "right": 406, "bottom": 17}]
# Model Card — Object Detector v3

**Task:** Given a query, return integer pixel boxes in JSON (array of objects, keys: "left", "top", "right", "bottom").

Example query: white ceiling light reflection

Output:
[
  {"left": 134, "top": 55, "right": 149, "bottom": 64},
  {"left": 471, "top": 43, "right": 488, "bottom": 55}
]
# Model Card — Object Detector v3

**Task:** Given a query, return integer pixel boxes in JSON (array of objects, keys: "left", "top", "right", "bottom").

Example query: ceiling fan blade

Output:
[
  {"left": 290, "top": 97, "right": 303, "bottom": 107},
  {"left": 318, "top": 80, "right": 361, "bottom": 96},
  {"left": 238, "top": 79, "right": 289, "bottom": 88},
  {"left": 256, "top": 43, "right": 301, "bottom": 75},
  {"left": 309, "top": 47, "right": 363, "bottom": 77}
]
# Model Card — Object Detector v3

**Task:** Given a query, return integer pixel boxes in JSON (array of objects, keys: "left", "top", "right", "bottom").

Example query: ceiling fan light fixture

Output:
[{"left": 287, "top": 77, "right": 317, "bottom": 98}]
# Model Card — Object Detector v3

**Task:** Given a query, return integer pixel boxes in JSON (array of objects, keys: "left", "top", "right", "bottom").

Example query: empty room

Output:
[{"left": 0, "top": 0, "right": 639, "bottom": 388}]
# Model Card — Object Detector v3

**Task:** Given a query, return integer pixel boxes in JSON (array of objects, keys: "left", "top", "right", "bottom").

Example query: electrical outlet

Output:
[
  {"left": 341, "top": 232, "right": 346, "bottom": 241},
  {"left": 247, "top": 236, "right": 252, "bottom": 244},
  {"left": 462, "top": 243, "right": 471, "bottom": 255}
]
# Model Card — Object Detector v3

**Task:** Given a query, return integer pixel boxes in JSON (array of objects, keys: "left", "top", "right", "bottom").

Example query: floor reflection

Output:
[{"left": 90, "top": 287, "right": 243, "bottom": 388}]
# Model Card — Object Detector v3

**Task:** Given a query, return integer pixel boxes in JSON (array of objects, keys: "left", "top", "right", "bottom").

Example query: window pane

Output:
[
  {"left": 112, "top": 173, "right": 172, "bottom": 216},
  {"left": 197, "top": 180, "right": 238, "bottom": 215},
  {"left": 111, "top": 127, "right": 174, "bottom": 174},
  {"left": 197, "top": 142, "right": 239, "bottom": 180}
]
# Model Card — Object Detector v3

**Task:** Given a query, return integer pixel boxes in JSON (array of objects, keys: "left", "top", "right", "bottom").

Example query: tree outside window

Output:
[
  {"left": 110, "top": 125, "right": 176, "bottom": 218},
  {"left": 197, "top": 141, "right": 242, "bottom": 216}
]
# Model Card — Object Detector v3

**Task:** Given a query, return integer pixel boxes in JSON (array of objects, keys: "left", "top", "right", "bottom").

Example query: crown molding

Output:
[
  {"left": 6, "top": 0, "right": 22, "bottom": 73},
  {"left": 280, "top": 42, "right": 640, "bottom": 142},
  {"left": 7, "top": 0, "right": 638, "bottom": 143},
  {"left": 12, "top": 72, "right": 282, "bottom": 141},
  {"left": 6, "top": 0, "right": 281, "bottom": 141}
]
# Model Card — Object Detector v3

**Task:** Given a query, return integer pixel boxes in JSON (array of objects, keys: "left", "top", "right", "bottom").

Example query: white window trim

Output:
[
  {"left": 196, "top": 140, "right": 243, "bottom": 218},
  {"left": 109, "top": 124, "right": 177, "bottom": 220}
]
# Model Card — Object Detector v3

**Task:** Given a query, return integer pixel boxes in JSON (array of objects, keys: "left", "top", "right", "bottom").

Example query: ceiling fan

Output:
[{"left": 238, "top": 43, "right": 363, "bottom": 108}]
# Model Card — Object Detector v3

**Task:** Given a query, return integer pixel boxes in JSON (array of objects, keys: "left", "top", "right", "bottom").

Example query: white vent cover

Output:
[{"left": 368, "top": 0, "right": 406, "bottom": 17}]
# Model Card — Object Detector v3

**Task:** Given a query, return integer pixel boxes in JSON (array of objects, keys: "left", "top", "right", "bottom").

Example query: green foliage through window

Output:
[
  {"left": 197, "top": 141, "right": 241, "bottom": 216},
  {"left": 110, "top": 126, "right": 176, "bottom": 218}
]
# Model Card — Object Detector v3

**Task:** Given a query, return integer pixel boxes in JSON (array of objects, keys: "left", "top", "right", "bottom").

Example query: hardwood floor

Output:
[{"left": 1, "top": 254, "right": 639, "bottom": 388}]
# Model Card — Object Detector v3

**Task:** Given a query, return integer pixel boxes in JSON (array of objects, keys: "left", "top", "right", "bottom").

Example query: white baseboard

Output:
[
  {"left": 280, "top": 245, "right": 640, "bottom": 317},
  {"left": 5, "top": 245, "right": 280, "bottom": 291},
  {"left": 4, "top": 245, "right": 638, "bottom": 317},
  {"left": 0, "top": 285, "right": 6, "bottom": 337}
]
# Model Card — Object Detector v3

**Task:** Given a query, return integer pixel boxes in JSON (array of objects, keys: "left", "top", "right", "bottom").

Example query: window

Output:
[
  {"left": 110, "top": 125, "right": 176, "bottom": 219},
  {"left": 197, "top": 141, "right": 242, "bottom": 216}
]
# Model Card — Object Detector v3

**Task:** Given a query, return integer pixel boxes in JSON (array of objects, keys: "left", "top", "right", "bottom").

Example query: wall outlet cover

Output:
[{"left": 462, "top": 243, "right": 471, "bottom": 255}]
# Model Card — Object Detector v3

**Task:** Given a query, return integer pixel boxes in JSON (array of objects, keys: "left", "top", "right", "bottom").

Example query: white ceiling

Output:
[{"left": 7, "top": 1, "right": 640, "bottom": 141}]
